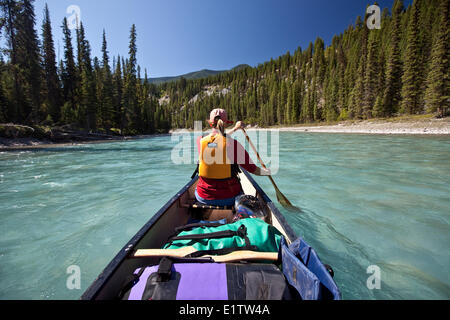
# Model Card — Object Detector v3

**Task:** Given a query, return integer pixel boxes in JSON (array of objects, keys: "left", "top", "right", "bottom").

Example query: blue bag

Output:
[{"left": 281, "top": 237, "right": 341, "bottom": 300}]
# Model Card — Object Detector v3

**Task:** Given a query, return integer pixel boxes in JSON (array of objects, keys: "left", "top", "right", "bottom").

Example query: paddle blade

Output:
[
  {"left": 274, "top": 186, "right": 302, "bottom": 212},
  {"left": 269, "top": 176, "right": 302, "bottom": 212},
  {"left": 242, "top": 128, "right": 301, "bottom": 213}
]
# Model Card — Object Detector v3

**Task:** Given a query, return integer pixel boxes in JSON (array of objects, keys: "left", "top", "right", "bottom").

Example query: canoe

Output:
[{"left": 81, "top": 170, "right": 340, "bottom": 300}]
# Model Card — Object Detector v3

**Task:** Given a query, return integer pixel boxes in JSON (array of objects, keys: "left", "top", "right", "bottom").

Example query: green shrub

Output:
[{"left": 337, "top": 108, "right": 349, "bottom": 121}]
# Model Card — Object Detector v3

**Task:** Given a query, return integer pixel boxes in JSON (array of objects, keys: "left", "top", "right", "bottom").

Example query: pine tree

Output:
[
  {"left": 112, "top": 55, "right": 123, "bottom": 130},
  {"left": 1, "top": 0, "right": 22, "bottom": 123},
  {"left": 123, "top": 24, "right": 138, "bottom": 133},
  {"left": 41, "top": 3, "right": 61, "bottom": 123},
  {"left": 381, "top": 0, "right": 404, "bottom": 117},
  {"left": 300, "top": 42, "right": 314, "bottom": 122},
  {"left": 60, "top": 16, "right": 77, "bottom": 123},
  {"left": 277, "top": 80, "right": 287, "bottom": 124},
  {"left": 290, "top": 80, "right": 301, "bottom": 123},
  {"left": 142, "top": 69, "right": 154, "bottom": 133},
  {"left": 336, "top": 42, "right": 347, "bottom": 118},
  {"left": 349, "top": 12, "right": 370, "bottom": 119},
  {"left": 16, "top": 0, "right": 42, "bottom": 123},
  {"left": 401, "top": 0, "right": 422, "bottom": 114},
  {"left": 312, "top": 38, "right": 326, "bottom": 121},
  {"left": 100, "top": 29, "right": 114, "bottom": 129},
  {"left": 363, "top": 28, "right": 381, "bottom": 118},
  {"left": 424, "top": 0, "right": 449, "bottom": 117},
  {"left": 285, "top": 84, "right": 292, "bottom": 125},
  {"left": 0, "top": 58, "right": 8, "bottom": 122},
  {"left": 76, "top": 22, "right": 96, "bottom": 130},
  {"left": 268, "top": 82, "right": 278, "bottom": 125}
]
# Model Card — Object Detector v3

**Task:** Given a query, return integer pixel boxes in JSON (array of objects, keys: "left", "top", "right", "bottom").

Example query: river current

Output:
[{"left": 0, "top": 131, "right": 449, "bottom": 299}]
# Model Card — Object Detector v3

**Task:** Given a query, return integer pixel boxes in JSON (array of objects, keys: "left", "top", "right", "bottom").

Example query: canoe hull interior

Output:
[{"left": 81, "top": 171, "right": 297, "bottom": 300}]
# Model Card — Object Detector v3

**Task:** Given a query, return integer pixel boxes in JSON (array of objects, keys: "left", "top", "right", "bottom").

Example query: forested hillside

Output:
[
  {"left": 0, "top": 0, "right": 448, "bottom": 135},
  {"left": 165, "top": 0, "right": 449, "bottom": 129}
]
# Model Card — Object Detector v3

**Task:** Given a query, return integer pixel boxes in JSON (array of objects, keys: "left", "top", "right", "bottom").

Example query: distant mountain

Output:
[
  {"left": 231, "top": 64, "right": 251, "bottom": 71},
  {"left": 147, "top": 64, "right": 250, "bottom": 85}
]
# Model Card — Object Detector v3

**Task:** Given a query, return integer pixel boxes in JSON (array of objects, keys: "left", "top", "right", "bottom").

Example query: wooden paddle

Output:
[
  {"left": 133, "top": 247, "right": 279, "bottom": 263},
  {"left": 241, "top": 128, "right": 301, "bottom": 212}
]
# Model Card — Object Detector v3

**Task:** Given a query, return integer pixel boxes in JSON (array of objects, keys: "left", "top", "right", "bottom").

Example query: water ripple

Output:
[{"left": 0, "top": 134, "right": 449, "bottom": 300}]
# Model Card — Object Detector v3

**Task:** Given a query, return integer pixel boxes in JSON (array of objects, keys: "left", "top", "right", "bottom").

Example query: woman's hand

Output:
[
  {"left": 234, "top": 121, "right": 245, "bottom": 131},
  {"left": 254, "top": 167, "right": 271, "bottom": 176},
  {"left": 227, "top": 121, "right": 245, "bottom": 135},
  {"left": 260, "top": 167, "right": 271, "bottom": 176}
]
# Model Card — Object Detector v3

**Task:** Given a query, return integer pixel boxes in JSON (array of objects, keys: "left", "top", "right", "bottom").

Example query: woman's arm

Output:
[
  {"left": 228, "top": 133, "right": 271, "bottom": 176},
  {"left": 226, "top": 121, "right": 244, "bottom": 136}
]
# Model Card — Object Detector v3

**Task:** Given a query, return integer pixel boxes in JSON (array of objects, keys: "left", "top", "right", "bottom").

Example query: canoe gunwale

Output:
[
  {"left": 80, "top": 177, "right": 197, "bottom": 300},
  {"left": 241, "top": 170, "right": 298, "bottom": 242},
  {"left": 81, "top": 171, "right": 298, "bottom": 300}
]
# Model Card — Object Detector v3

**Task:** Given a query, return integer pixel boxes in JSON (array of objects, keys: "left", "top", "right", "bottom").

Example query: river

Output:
[{"left": 0, "top": 131, "right": 449, "bottom": 299}]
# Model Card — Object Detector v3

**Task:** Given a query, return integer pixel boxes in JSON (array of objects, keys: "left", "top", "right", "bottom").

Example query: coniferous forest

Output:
[{"left": 0, "top": 0, "right": 448, "bottom": 135}]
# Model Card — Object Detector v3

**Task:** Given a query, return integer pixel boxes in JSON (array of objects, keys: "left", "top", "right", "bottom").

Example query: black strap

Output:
[
  {"left": 167, "top": 224, "right": 249, "bottom": 247},
  {"left": 156, "top": 257, "right": 173, "bottom": 282},
  {"left": 166, "top": 222, "right": 226, "bottom": 244},
  {"left": 116, "top": 254, "right": 220, "bottom": 299},
  {"left": 191, "top": 163, "right": 199, "bottom": 179},
  {"left": 116, "top": 266, "right": 146, "bottom": 300},
  {"left": 175, "top": 222, "right": 225, "bottom": 233}
]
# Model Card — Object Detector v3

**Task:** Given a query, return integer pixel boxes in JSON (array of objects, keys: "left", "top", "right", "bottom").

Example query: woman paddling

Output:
[{"left": 195, "top": 108, "right": 271, "bottom": 206}]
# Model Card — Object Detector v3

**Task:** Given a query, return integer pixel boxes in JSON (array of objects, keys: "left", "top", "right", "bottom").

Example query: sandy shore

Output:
[
  {"left": 259, "top": 117, "right": 450, "bottom": 135},
  {"left": 1, "top": 117, "right": 448, "bottom": 151}
]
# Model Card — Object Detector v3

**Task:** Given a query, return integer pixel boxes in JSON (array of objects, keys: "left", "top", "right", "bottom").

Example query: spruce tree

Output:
[
  {"left": 76, "top": 22, "right": 96, "bottom": 130},
  {"left": 363, "top": 28, "right": 381, "bottom": 118},
  {"left": 42, "top": 3, "right": 61, "bottom": 123},
  {"left": 1, "top": 0, "right": 21, "bottom": 123},
  {"left": 336, "top": 43, "right": 347, "bottom": 118},
  {"left": 277, "top": 80, "right": 287, "bottom": 124},
  {"left": 268, "top": 82, "right": 278, "bottom": 125},
  {"left": 424, "top": 0, "right": 449, "bottom": 117},
  {"left": 123, "top": 24, "right": 138, "bottom": 133},
  {"left": 142, "top": 69, "right": 154, "bottom": 133},
  {"left": 285, "top": 84, "right": 292, "bottom": 125},
  {"left": 61, "top": 16, "right": 77, "bottom": 123},
  {"left": 0, "top": 58, "right": 8, "bottom": 122},
  {"left": 349, "top": 12, "right": 369, "bottom": 119},
  {"left": 112, "top": 55, "right": 123, "bottom": 130},
  {"left": 290, "top": 80, "right": 301, "bottom": 123},
  {"left": 401, "top": 0, "right": 422, "bottom": 114},
  {"left": 101, "top": 29, "right": 114, "bottom": 129},
  {"left": 16, "top": 0, "right": 42, "bottom": 123},
  {"left": 381, "top": 0, "right": 404, "bottom": 117}
]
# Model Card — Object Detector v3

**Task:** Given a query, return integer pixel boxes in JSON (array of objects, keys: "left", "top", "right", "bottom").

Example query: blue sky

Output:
[{"left": 33, "top": 0, "right": 404, "bottom": 78}]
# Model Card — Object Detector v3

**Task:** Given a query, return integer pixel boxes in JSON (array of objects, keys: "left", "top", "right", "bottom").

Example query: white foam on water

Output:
[{"left": 43, "top": 182, "right": 66, "bottom": 188}]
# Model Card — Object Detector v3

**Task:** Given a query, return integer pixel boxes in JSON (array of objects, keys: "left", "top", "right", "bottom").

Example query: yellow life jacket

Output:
[{"left": 199, "top": 133, "right": 232, "bottom": 179}]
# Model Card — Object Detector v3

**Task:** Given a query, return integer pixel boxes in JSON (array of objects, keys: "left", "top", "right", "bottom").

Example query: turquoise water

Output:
[{"left": 0, "top": 132, "right": 449, "bottom": 300}]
